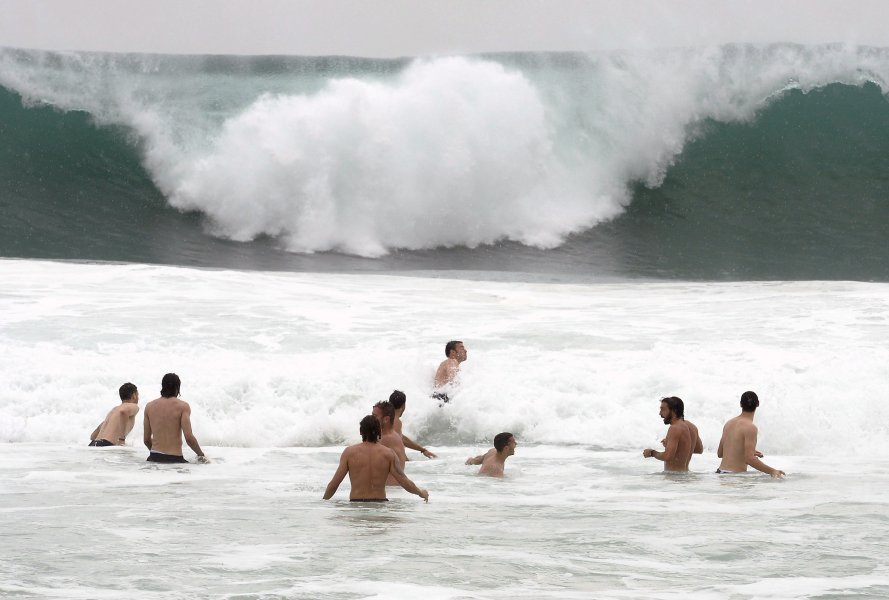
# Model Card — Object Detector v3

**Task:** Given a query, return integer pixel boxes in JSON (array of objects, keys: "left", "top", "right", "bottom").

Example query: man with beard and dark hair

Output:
[
  {"left": 642, "top": 396, "right": 703, "bottom": 472},
  {"left": 323, "top": 415, "right": 429, "bottom": 502},
  {"left": 716, "top": 391, "right": 784, "bottom": 477}
]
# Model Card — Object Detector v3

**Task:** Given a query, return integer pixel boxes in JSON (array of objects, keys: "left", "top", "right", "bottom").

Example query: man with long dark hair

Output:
[{"left": 143, "top": 373, "right": 209, "bottom": 464}]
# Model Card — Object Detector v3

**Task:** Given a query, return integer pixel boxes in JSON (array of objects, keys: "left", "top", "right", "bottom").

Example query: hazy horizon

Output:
[{"left": 2, "top": 0, "right": 889, "bottom": 58}]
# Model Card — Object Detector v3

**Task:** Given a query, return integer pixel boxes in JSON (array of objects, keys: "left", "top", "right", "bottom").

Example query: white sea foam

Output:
[
  {"left": 2, "top": 45, "right": 889, "bottom": 255},
  {"left": 1, "top": 259, "right": 887, "bottom": 456}
]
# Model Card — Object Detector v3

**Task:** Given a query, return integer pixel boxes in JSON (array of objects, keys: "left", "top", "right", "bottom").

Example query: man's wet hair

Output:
[
  {"left": 494, "top": 432, "right": 514, "bottom": 452},
  {"left": 661, "top": 396, "right": 685, "bottom": 419},
  {"left": 160, "top": 373, "right": 181, "bottom": 398},
  {"left": 740, "top": 391, "right": 760, "bottom": 412},
  {"left": 119, "top": 382, "right": 137, "bottom": 401},
  {"left": 445, "top": 340, "right": 462, "bottom": 357},
  {"left": 389, "top": 390, "right": 406, "bottom": 411},
  {"left": 373, "top": 401, "right": 395, "bottom": 425},
  {"left": 360, "top": 415, "right": 381, "bottom": 442}
]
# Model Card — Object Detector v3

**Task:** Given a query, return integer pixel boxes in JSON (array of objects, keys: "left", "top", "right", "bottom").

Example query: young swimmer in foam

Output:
[
  {"left": 89, "top": 383, "right": 140, "bottom": 446},
  {"left": 432, "top": 340, "right": 467, "bottom": 403},
  {"left": 717, "top": 391, "right": 784, "bottom": 478},
  {"left": 466, "top": 432, "right": 516, "bottom": 478}
]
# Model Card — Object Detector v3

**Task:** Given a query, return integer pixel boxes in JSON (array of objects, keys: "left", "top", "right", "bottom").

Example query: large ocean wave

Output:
[{"left": 2, "top": 45, "right": 889, "bottom": 279}]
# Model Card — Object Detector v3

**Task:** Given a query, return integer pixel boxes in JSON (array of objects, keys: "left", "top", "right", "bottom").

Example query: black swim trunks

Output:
[
  {"left": 350, "top": 498, "right": 388, "bottom": 502},
  {"left": 88, "top": 439, "right": 115, "bottom": 447},
  {"left": 146, "top": 452, "right": 189, "bottom": 464},
  {"left": 431, "top": 392, "right": 450, "bottom": 404}
]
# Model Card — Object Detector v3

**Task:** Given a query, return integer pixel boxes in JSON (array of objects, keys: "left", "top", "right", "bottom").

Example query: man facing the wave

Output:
[
  {"left": 389, "top": 390, "right": 436, "bottom": 459},
  {"left": 642, "top": 396, "right": 702, "bottom": 471},
  {"left": 89, "top": 382, "right": 140, "bottom": 446},
  {"left": 716, "top": 391, "right": 784, "bottom": 478},
  {"left": 323, "top": 415, "right": 429, "bottom": 502},
  {"left": 143, "top": 373, "right": 209, "bottom": 464}
]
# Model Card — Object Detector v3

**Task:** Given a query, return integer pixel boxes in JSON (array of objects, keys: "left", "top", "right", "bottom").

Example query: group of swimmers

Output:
[{"left": 88, "top": 339, "right": 783, "bottom": 503}]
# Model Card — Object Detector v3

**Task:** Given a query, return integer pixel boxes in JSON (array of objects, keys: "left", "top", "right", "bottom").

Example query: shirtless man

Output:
[
  {"left": 642, "top": 396, "right": 703, "bottom": 472},
  {"left": 323, "top": 415, "right": 429, "bottom": 502},
  {"left": 89, "top": 383, "right": 140, "bottom": 446},
  {"left": 465, "top": 432, "right": 516, "bottom": 478},
  {"left": 372, "top": 401, "right": 406, "bottom": 485},
  {"left": 433, "top": 340, "right": 467, "bottom": 403},
  {"left": 717, "top": 391, "right": 784, "bottom": 478},
  {"left": 389, "top": 390, "right": 436, "bottom": 459},
  {"left": 142, "top": 373, "right": 209, "bottom": 464}
]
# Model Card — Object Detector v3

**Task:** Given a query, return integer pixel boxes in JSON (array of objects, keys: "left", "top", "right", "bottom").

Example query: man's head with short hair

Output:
[
  {"left": 494, "top": 432, "right": 515, "bottom": 454},
  {"left": 389, "top": 390, "right": 406, "bottom": 412},
  {"left": 119, "top": 382, "right": 138, "bottom": 402},
  {"left": 372, "top": 401, "right": 395, "bottom": 429},
  {"left": 160, "top": 373, "right": 181, "bottom": 398},
  {"left": 740, "top": 391, "right": 760, "bottom": 412},
  {"left": 660, "top": 396, "right": 684, "bottom": 424},
  {"left": 445, "top": 340, "right": 467, "bottom": 362},
  {"left": 360, "top": 415, "right": 381, "bottom": 442}
]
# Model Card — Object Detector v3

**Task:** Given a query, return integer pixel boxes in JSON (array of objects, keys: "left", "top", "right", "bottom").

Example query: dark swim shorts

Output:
[
  {"left": 88, "top": 439, "right": 115, "bottom": 447},
  {"left": 350, "top": 498, "right": 389, "bottom": 502},
  {"left": 146, "top": 452, "right": 189, "bottom": 464},
  {"left": 431, "top": 392, "right": 450, "bottom": 404}
]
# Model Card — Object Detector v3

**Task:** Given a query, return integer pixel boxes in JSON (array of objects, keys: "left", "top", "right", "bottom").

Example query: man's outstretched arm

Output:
[{"left": 402, "top": 434, "right": 436, "bottom": 458}]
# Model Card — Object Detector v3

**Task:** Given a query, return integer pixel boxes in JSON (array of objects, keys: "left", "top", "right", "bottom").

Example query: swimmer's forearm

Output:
[{"left": 185, "top": 436, "right": 205, "bottom": 458}]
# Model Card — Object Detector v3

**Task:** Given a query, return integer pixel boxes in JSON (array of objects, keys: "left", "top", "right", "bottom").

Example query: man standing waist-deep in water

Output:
[
  {"left": 433, "top": 340, "right": 467, "bottom": 403},
  {"left": 143, "top": 373, "right": 209, "bottom": 464},
  {"left": 717, "top": 391, "right": 784, "bottom": 477},
  {"left": 89, "top": 382, "right": 140, "bottom": 446},
  {"left": 323, "top": 415, "right": 429, "bottom": 502},
  {"left": 642, "top": 396, "right": 703, "bottom": 471}
]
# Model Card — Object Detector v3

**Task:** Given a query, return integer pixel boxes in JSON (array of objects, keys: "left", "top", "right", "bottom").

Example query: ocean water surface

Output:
[{"left": 2, "top": 28, "right": 889, "bottom": 600}]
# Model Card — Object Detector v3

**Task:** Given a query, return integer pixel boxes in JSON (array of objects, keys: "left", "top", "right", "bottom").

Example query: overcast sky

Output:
[{"left": 2, "top": 0, "right": 888, "bottom": 57}]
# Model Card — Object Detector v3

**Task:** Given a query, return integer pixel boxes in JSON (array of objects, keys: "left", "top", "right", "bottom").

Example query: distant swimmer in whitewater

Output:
[
  {"left": 716, "top": 391, "right": 784, "bottom": 478},
  {"left": 323, "top": 415, "right": 429, "bottom": 502},
  {"left": 466, "top": 432, "right": 516, "bottom": 478},
  {"left": 143, "top": 373, "right": 209, "bottom": 464},
  {"left": 88, "top": 382, "right": 140, "bottom": 447},
  {"left": 432, "top": 340, "right": 467, "bottom": 403},
  {"left": 642, "top": 396, "right": 703, "bottom": 472}
]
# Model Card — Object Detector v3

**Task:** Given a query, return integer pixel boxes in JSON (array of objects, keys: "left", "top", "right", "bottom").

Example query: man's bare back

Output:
[
  {"left": 323, "top": 415, "right": 428, "bottom": 502},
  {"left": 717, "top": 392, "right": 784, "bottom": 477},
  {"left": 327, "top": 442, "right": 408, "bottom": 500},
  {"left": 91, "top": 402, "right": 139, "bottom": 446},
  {"left": 143, "top": 395, "right": 207, "bottom": 462}
]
